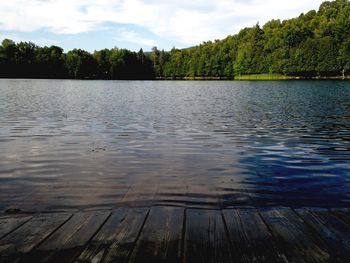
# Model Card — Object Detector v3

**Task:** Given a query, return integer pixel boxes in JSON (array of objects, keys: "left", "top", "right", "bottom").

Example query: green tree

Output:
[{"left": 65, "top": 49, "right": 96, "bottom": 79}]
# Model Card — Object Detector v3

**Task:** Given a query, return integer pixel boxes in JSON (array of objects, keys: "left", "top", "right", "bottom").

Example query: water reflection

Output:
[{"left": 0, "top": 80, "right": 350, "bottom": 212}]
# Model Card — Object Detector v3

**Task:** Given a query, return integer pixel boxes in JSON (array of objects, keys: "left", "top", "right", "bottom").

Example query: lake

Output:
[{"left": 1, "top": 79, "right": 350, "bottom": 212}]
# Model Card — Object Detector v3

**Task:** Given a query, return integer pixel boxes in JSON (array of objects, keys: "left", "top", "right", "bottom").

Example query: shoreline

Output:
[
  {"left": 1, "top": 74, "right": 350, "bottom": 81},
  {"left": 158, "top": 74, "right": 350, "bottom": 81}
]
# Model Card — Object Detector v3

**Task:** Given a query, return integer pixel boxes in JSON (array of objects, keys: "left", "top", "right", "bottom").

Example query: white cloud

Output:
[
  {"left": 0, "top": 0, "right": 325, "bottom": 47},
  {"left": 115, "top": 28, "right": 157, "bottom": 47}
]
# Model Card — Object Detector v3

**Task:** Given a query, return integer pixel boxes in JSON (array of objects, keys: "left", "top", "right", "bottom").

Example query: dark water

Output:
[{"left": 1, "top": 79, "right": 350, "bottom": 212}]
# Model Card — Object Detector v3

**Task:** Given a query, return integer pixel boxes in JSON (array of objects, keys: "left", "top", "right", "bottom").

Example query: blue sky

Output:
[{"left": 0, "top": 0, "right": 325, "bottom": 52}]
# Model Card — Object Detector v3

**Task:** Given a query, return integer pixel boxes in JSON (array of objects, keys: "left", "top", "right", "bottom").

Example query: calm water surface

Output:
[{"left": 1, "top": 79, "right": 350, "bottom": 212}]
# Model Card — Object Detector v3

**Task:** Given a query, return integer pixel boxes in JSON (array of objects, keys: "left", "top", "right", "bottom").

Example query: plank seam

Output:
[
  {"left": 0, "top": 216, "right": 33, "bottom": 240},
  {"left": 99, "top": 207, "right": 151, "bottom": 263},
  {"left": 256, "top": 209, "right": 277, "bottom": 240},
  {"left": 220, "top": 209, "right": 235, "bottom": 256},
  {"left": 181, "top": 208, "right": 187, "bottom": 263},
  {"left": 69, "top": 211, "right": 113, "bottom": 263},
  {"left": 126, "top": 207, "right": 151, "bottom": 262},
  {"left": 22, "top": 213, "right": 74, "bottom": 256},
  {"left": 292, "top": 208, "right": 340, "bottom": 253}
]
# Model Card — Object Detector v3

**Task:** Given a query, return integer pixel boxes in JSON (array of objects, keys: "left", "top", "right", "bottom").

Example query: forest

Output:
[{"left": 0, "top": 0, "right": 350, "bottom": 80}]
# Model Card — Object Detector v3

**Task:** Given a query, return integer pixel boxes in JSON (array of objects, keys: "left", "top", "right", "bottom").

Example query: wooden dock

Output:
[{"left": 1, "top": 206, "right": 350, "bottom": 262}]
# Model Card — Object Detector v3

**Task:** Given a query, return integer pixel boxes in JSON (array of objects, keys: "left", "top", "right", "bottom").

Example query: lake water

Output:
[{"left": 1, "top": 79, "right": 350, "bottom": 212}]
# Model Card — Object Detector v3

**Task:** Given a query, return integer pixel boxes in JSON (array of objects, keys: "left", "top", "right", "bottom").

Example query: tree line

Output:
[
  {"left": 158, "top": 0, "right": 350, "bottom": 79},
  {"left": 0, "top": 40, "right": 154, "bottom": 79},
  {"left": 1, "top": 0, "right": 350, "bottom": 80}
]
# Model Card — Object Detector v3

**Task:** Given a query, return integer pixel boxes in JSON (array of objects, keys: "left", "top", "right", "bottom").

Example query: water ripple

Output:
[{"left": 0, "top": 79, "right": 350, "bottom": 212}]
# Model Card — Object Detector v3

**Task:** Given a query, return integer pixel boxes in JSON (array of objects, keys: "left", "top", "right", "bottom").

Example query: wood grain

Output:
[
  {"left": 184, "top": 209, "right": 232, "bottom": 263},
  {"left": 129, "top": 206, "right": 184, "bottom": 263}
]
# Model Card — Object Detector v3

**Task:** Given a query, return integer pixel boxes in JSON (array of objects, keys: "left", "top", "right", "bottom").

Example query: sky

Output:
[{"left": 0, "top": 0, "right": 326, "bottom": 52}]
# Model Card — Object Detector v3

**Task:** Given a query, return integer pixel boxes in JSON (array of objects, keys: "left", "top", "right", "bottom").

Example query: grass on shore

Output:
[
  {"left": 234, "top": 73, "right": 350, "bottom": 80},
  {"left": 234, "top": 74, "right": 298, "bottom": 80}
]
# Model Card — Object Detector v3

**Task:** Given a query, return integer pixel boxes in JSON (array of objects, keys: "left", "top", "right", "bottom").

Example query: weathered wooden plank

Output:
[
  {"left": 129, "top": 206, "right": 184, "bottom": 263},
  {"left": 76, "top": 208, "right": 149, "bottom": 263},
  {"left": 0, "top": 213, "right": 71, "bottom": 262},
  {"left": 75, "top": 209, "right": 130, "bottom": 263},
  {"left": 223, "top": 208, "right": 288, "bottom": 263},
  {"left": 331, "top": 208, "right": 350, "bottom": 226},
  {"left": 184, "top": 209, "right": 232, "bottom": 263},
  {"left": 260, "top": 207, "right": 330, "bottom": 263},
  {"left": 0, "top": 216, "right": 32, "bottom": 239},
  {"left": 1, "top": 207, "right": 350, "bottom": 263},
  {"left": 22, "top": 211, "right": 110, "bottom": 263},
  {"left": 296, "top": 208, "right": 350, "bottom": 262}
]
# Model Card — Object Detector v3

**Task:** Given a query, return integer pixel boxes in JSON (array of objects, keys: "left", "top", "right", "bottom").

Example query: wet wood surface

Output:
[{"left": 0, "top": 206, "right": 350, "bottom": 262}]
